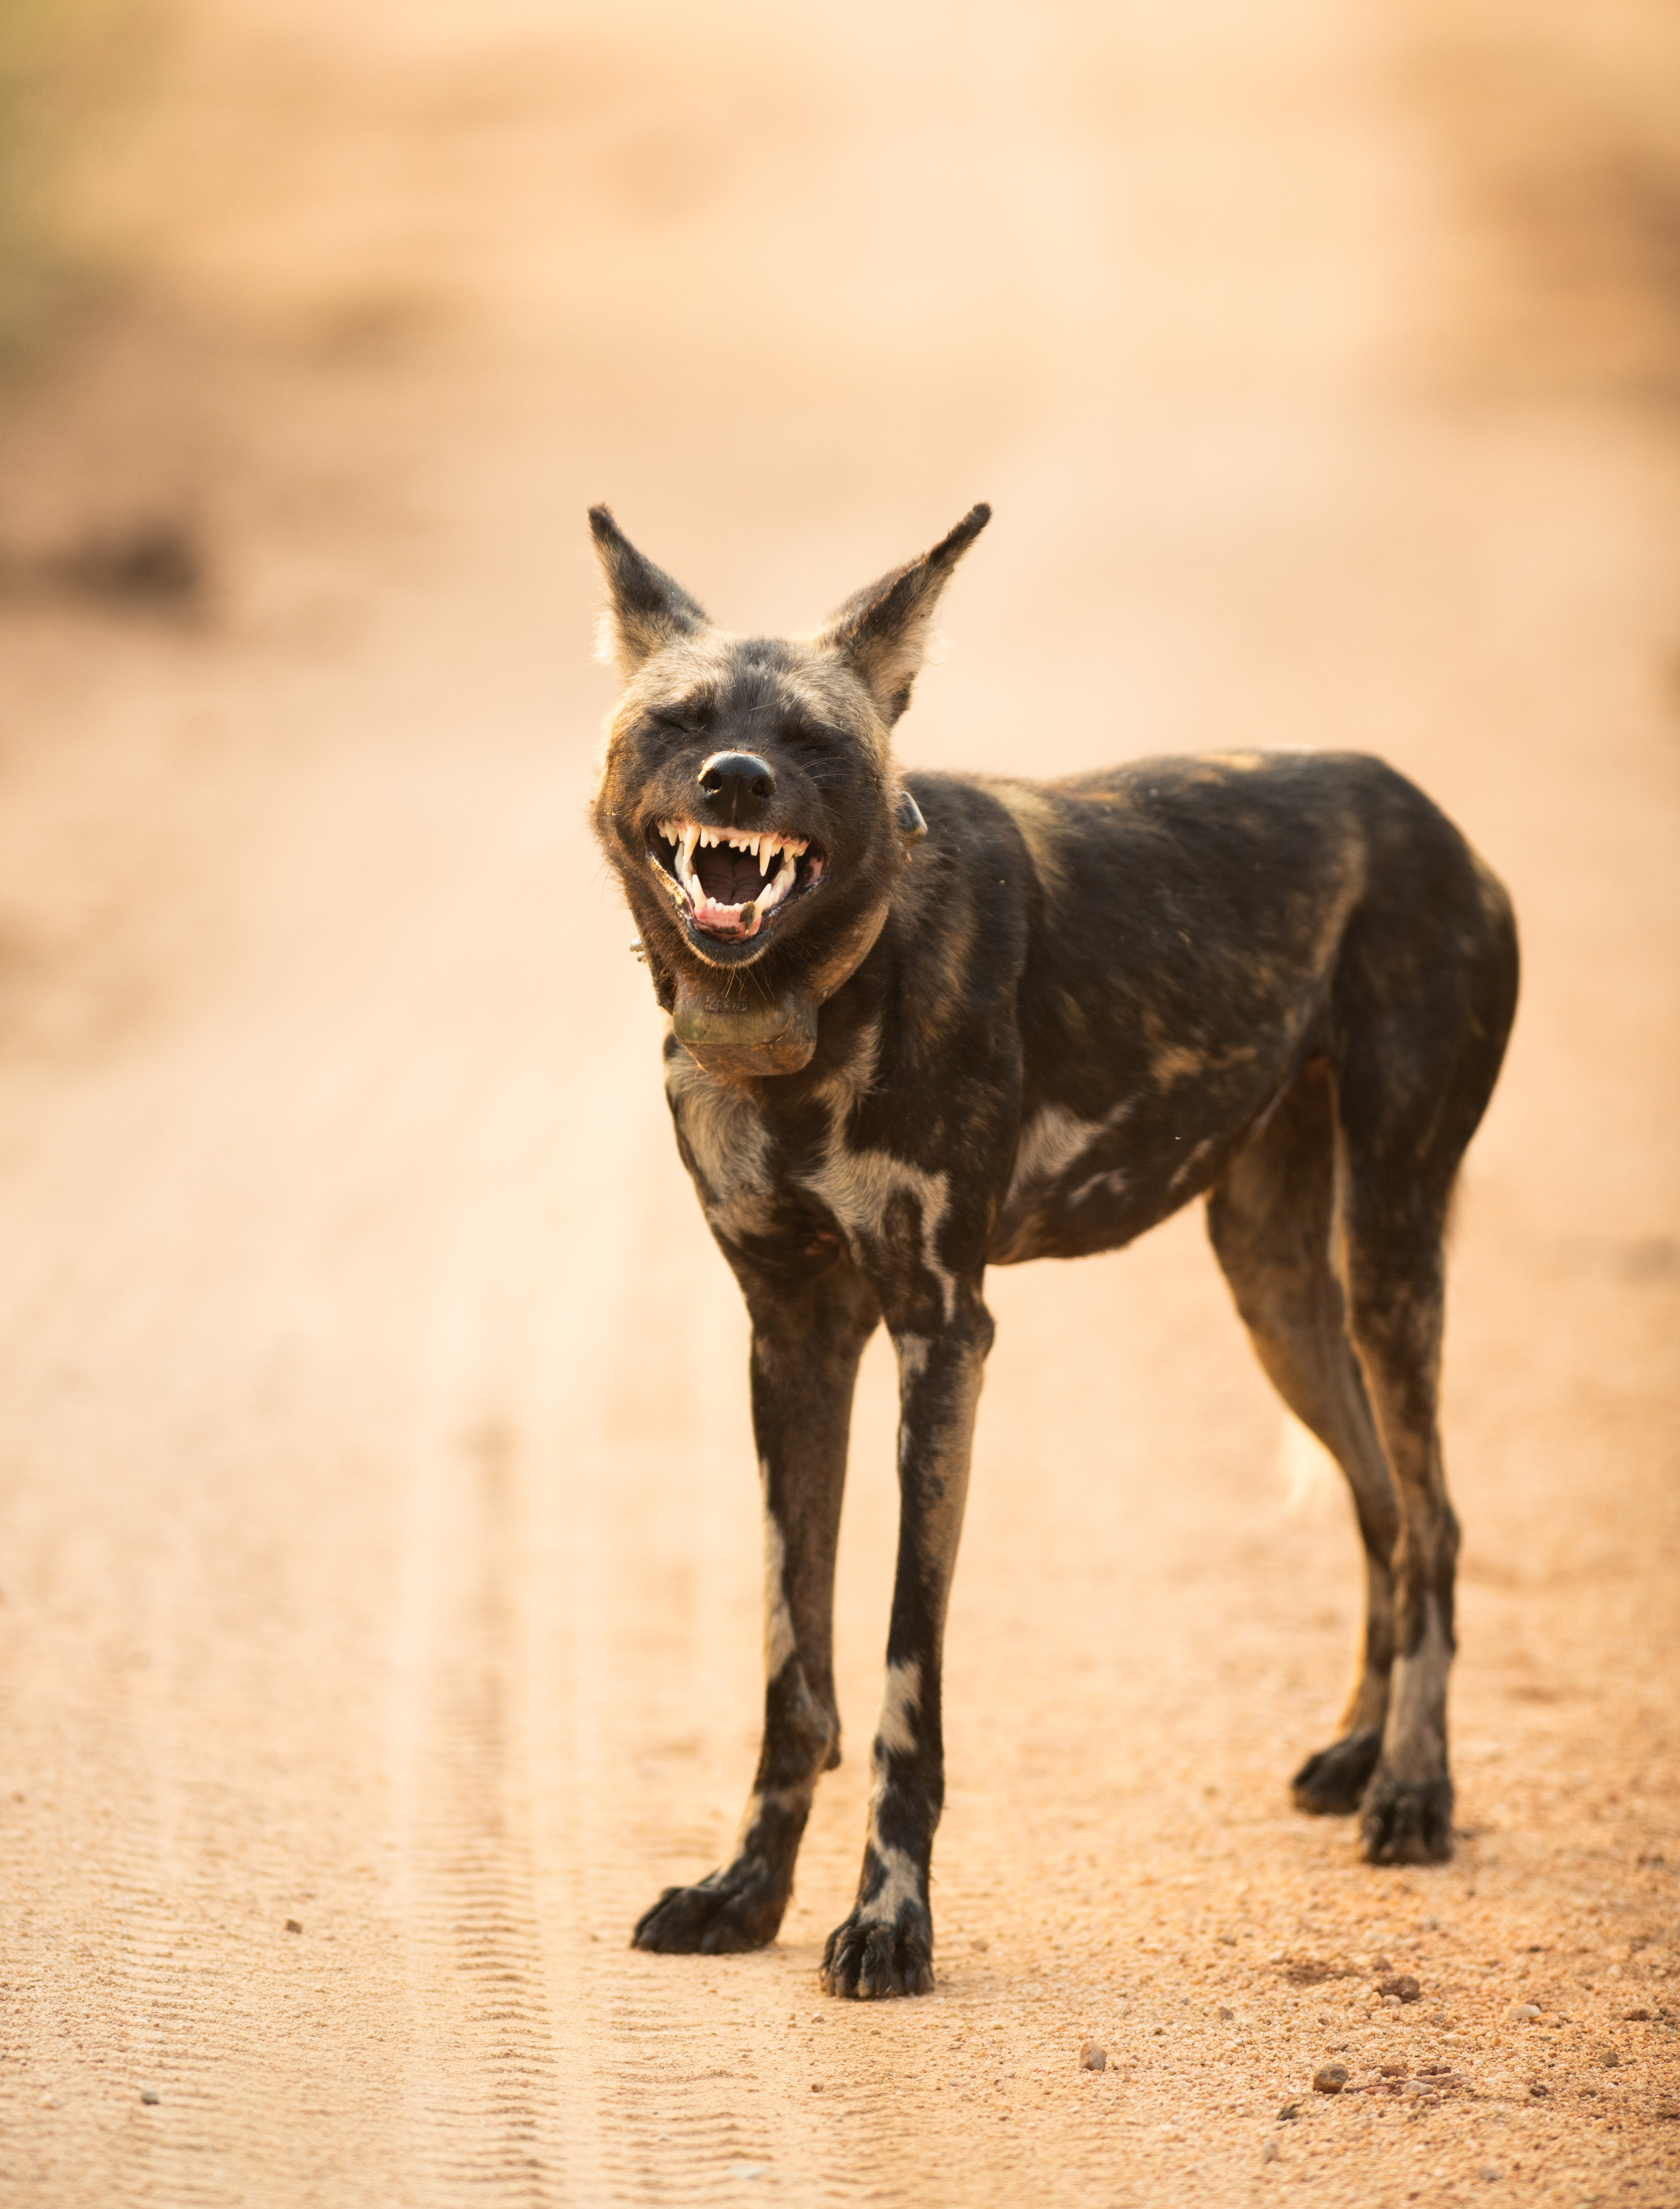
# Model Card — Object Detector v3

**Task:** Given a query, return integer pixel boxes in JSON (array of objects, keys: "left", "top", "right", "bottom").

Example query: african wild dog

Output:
[{"left": 589, "top": 503, "right": 1518, "bottom": 1998}]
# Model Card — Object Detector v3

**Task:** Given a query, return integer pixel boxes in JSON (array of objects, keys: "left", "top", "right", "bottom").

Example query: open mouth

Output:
[{"left": 647, "top": 819, "right": 827, "bottom": 941}]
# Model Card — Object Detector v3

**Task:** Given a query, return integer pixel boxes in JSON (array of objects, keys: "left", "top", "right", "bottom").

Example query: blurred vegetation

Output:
[{"left": 0, "top": 0, "right": 147, "bottom": 371}]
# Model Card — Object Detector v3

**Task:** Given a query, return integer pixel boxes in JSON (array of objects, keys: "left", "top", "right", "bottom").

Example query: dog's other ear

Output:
[
  {"left": 589, "top": 506, "right": 709, "bottom": 678},
  {"left": 819, "top": 503, "right": 991, "bottom": 725}
]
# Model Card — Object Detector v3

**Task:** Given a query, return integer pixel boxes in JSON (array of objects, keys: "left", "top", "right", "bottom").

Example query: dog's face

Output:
[{"left": 590, "top": 507, "right": 990, "bottom": 996}]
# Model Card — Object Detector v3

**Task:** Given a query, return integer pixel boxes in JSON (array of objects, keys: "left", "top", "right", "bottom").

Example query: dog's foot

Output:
[
  {"left": 1359, "top": 1772, "right": 1455, "bottom": 1865},
  {"left": 1292, "top": 1726, "right": 1384, "bottom": 1816},
  {"left": 819, "top": 1902, "right": 935, "bottom": 1999},
  {"left": 631, "top": 1864, "right": 786, "bottom": 1955}
]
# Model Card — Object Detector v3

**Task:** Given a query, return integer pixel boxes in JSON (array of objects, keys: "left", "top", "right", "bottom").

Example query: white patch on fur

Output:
[
  {"left": 893, "top": 1332, "right": 931, "bottom": 1387},
  {"left": 761, "top": 1496, "right": 797, "bottom": 1679},
  {"left": 797, "top": 1025, "right": 954, "bottom": 1320},
  {"left": 1069, "top": 1164, "right": 1131, "bottom": 1206},
  {"left": 873, "top": 1660, "right": 921, "bottom": 1761},
  {"left": 666, "top": 1048, "right": 777, "bottom": 1238},
  {"left": 857, "top": 1840, "right": 923, "bottom": 1926},
  {"left": 1003, "top": 1104, "right": 1104, "bottom": 1212}
]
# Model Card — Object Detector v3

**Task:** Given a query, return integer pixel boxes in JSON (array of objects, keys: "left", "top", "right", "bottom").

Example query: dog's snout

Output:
[{"left": 698, "top": 751, "right": 777, "bottom": 819}]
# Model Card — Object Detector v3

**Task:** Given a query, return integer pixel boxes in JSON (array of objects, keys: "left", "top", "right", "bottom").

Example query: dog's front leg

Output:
[
  {"left": 820, "top": 1281, "right": 993, "bottom": 1998},
  {"left": 633, "top": 1256, "right": 879, "bottom": 1956}
]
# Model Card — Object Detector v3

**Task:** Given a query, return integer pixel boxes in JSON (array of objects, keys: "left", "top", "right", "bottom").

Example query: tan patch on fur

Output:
[{"left": 981, "top": 779, "right": 1072, "bottom": 904}]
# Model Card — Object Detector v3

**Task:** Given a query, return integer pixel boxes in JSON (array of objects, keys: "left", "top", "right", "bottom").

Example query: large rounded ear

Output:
[
  {"left": 589, "top": 506, "right": 709, "bottom": 678},
  {"left": 818, "top": 503, "right": 990, "bottom": 725}
]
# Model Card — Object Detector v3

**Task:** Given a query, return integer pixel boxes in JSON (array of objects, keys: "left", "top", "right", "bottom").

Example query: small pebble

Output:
[
  {"left": 1621, "top": 2006, "right": 1651, "bottom": 2021},
  {"left": 1218, "top": 2006, "right": 1234, "bottom": 2023},
  {"left": 1313, "top": 2064, "right": 1349, "bottom": 2095},
  {"left": 1378, "top": 1974, "right": 1421, "bottom": 2004},
  {"left": 1597, "top": 2050, "right": 1620, "bottom": 2068},
  {"left": 1380, "top": 2063, "right": 1408, "bottom": 2077},
  {"left": 1479, "top": 2164, "right": 1502, "bottom": 2183},
  {"left": 1079, "top": 2043, "right": 1107, "bottom": 2072},
  {"left": 809, "top": 2082, "right": 823, "bottom": 2093},
  {"left": 1261, "top": 2137, "right": 1280, "bottom": 2164},
  {"left": 140, "top": 2088, "right": 160, "bottom": 2106},
  {"left": 1506, "top": 2002, "right": 1540, "bottom": 2022},
  {"left": 284, "top": 1919, "right": 303, "bottom": 1935}
]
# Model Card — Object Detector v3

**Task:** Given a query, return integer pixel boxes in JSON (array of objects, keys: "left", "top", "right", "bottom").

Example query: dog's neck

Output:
[{"left": 669, "top": 894, "right": 891, "bottom": 1080}]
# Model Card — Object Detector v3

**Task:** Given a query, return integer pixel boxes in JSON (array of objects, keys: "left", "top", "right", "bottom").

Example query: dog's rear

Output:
[{"left": 589, "top": 508, "right": 1517, "bottom": 1994}]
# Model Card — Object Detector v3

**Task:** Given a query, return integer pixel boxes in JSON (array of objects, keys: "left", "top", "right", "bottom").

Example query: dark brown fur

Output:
[{"left": 589, "top": 505, "right": 1519, "bottom": 1997}]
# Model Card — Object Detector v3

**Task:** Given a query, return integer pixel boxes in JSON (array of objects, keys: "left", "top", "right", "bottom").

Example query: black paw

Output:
[
  {"left": 1292, "top": 1727, "right": 1384, "bottom": 1816},
  {"left": 1360, "top": 1772, "right": 1455, "bottom": 1865},
  {"left": 631, "top": 1864, "right": 786, "bottom": 1954},
  {"left": 819, "top": 1904, "right": 934, "bottom": 1999}
]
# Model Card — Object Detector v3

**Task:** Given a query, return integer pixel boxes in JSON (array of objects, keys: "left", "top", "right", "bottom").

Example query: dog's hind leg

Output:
[
  {"left": 632, "top": 1257, "right": 879, "bottom": 1955},
  {"left": 1207, "top": 1057, "right": 1400, "bottom": 1817},
  {"left": 820, "top": 1277, "right": 994, "bottom": 1998},
  {"left": 1333, "top": 858, "right": 1518, "bottom": 1865}
]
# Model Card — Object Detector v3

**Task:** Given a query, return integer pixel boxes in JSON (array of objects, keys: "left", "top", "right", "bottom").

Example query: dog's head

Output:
[{"left": 589, "top": 504, "right": 989, "bottom": 1072}]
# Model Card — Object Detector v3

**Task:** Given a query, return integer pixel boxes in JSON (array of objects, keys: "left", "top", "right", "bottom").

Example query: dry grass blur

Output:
[{"left": 0, "top": 3, "right": 1675, "bottom": 2205}]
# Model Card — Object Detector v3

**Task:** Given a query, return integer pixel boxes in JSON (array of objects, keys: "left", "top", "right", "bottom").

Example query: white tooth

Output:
[
  {"left": 748, "top": 834, "right": 760, "bottom": 862},
  {"left": 758, "top": 857, "right": 792, "bottom": 913}
]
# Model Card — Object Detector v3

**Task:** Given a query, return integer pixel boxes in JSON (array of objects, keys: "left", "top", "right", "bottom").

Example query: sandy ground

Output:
[{"left": 0, "top": 1, "right": 1677, "bottom": 2203}]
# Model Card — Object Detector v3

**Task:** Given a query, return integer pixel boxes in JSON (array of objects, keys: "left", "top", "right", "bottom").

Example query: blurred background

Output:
[{"left": 0, "top": 3, "right": 1675, "bottom": 2202}]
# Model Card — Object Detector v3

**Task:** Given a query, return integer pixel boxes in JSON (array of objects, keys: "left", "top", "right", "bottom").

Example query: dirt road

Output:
[{"left": 0, "top": 1, "right": 1676, "bottom": 2202}]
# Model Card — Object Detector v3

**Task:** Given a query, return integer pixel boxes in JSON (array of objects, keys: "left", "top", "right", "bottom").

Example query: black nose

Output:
[{"left": 697, "top": 751, "right": 777, "bottom": 820}]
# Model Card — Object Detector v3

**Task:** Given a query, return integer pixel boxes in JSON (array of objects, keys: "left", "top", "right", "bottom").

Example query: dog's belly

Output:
[{"left": 988, "top": 1077, "right": 1281, "bottom": 1265}]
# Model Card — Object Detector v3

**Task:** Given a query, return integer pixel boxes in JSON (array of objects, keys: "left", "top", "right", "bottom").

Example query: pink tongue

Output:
[{"left": 694, "top": 897, "right": 759, "bottom": 938}]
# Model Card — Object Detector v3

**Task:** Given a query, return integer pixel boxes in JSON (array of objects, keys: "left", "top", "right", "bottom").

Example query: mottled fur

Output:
[{"left": 589, "top": 505, "right": 1519, "bottom": 1998}]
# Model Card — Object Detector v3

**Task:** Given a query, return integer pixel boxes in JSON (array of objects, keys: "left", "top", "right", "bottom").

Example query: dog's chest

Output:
[{"left": 665, "top": 1048, "right": 781, "bottom": 1240}]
